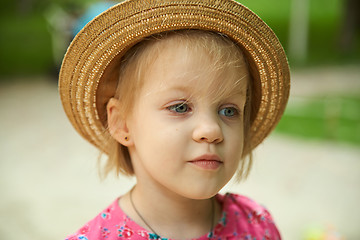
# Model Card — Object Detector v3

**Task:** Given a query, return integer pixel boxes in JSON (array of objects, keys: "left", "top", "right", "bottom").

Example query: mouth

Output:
[{"left": 188, "top": 154, "right": 223, "bottom": 170}]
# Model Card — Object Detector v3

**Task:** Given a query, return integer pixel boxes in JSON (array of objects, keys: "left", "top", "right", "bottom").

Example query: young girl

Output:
[{"left": 59, "top": 0, "right": 290, "bottom": 239}]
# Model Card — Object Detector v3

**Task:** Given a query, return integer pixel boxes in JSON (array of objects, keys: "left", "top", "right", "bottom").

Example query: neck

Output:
[{"left": 120, "top": 183, "right": 219, "bottom": 239}]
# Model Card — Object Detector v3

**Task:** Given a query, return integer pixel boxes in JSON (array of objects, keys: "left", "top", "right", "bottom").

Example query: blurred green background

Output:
[
  {"left": 242, "top": 0, "right": 360, "bottom": 65},
  {"left": 1, "top": 0, "right": 359, "bottom": 75},
  {"left": 0, "top": 0, "right": 359, "bottom": 145}
]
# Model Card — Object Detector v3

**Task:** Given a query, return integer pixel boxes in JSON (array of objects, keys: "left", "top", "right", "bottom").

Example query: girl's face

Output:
[{"left": 125, "top": 38, "right": 249, "bottom": 200}]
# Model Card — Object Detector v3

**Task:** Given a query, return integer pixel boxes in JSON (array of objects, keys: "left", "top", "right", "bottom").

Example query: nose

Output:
[{"left": 192, "top": 113, "right": 224, "bottom": 144}]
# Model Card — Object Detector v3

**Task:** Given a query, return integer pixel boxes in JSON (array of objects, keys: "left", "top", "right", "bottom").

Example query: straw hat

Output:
[{"left": 59, "top": 0, "right": 290, "bottom": 154}]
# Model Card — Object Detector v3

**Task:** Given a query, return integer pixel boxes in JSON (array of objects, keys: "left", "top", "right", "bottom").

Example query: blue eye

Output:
[
  {"left": 168, "top": 103, "right": 189, "bottom": 113},
  {"left": 219, "top": 107, "right": 239, "bottom": 117}
]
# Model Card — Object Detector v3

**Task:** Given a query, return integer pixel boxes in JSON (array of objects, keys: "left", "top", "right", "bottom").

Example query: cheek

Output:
[
  {"left": 225, "top": 125, "right": 244, "bottom": 155},
  {"left": 131, "top": 116, "right": 187, "bottom": 154}
]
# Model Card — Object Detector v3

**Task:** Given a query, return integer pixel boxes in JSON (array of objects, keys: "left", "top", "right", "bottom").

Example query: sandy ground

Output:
[{"left": 0, "top": 65, "right": 359, "bottom": 240}]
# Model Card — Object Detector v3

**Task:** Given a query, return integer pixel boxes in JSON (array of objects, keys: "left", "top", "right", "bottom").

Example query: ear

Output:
[{"left": 106, "top": 98, "right": 134, "bottom": 147}]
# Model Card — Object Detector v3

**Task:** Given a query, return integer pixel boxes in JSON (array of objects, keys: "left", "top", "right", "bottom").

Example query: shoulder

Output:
[
  {"left": 215, "top": 193, "right": 281, "bottom": 240},
  {"left": 65, "top": 198, "right": 125, "bottom": 240}
]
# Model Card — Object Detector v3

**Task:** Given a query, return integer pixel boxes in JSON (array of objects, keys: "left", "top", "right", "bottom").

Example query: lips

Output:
[{"left": 188, "top": 154, "right": 223, "bottom": 170}]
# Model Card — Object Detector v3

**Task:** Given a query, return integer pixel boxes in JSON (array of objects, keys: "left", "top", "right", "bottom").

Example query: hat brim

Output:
[{"left": 59, "top": 0, "right": 290, "bottom": 154}]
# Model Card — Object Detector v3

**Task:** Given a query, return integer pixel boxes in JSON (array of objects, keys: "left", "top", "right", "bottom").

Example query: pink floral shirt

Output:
[{"left": 65, "top": 193, "right": 281, "bottom": 240}]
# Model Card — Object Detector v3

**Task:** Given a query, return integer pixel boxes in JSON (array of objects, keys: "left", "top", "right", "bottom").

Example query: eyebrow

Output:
[
  {"left": 165, "top": 85, "right": 194, "bottom": 93},
  {"left": 155, "top": 74, "right": 249, "bottom": 101},
  {"left": 159, "top": 84, "right": 247, "bottom": 105},
  {"left": 153, "top": 82, "right": 193, "bottom": 94}
]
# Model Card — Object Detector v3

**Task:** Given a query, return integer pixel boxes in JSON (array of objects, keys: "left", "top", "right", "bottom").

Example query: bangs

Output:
[
  {"left": 117, "top": 30, "right": 249, "bottom": 109},
  {"left": 169, "top": 30, "right": 249, "bottom": 105}
]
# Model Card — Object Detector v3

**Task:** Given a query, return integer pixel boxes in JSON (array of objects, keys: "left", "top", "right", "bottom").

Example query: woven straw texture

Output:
[{"left": 59, "top": 0, "right": 290, "bottom": 154}]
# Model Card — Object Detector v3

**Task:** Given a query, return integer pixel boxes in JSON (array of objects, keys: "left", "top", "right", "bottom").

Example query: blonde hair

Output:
[{"left": 103, "top": 30, "right": 253, "bottom": 179}]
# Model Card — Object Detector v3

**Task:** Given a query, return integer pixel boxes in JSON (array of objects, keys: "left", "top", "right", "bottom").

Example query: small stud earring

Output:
[{"left": 125, "top": 136, "right": 129, "bottom": 141}]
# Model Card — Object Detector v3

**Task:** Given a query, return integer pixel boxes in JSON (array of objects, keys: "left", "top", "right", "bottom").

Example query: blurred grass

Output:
[
  {"left": 0, "top": 0, "right": 359, "bottom": 77},
  {"left": 0, "top": 13, "right": 53, "bottom": 76},
  {"left": 240, "top": 0, "right": 360, "bottom": 66},
  {"left": 275, "top": 96, "right": 360, "bottom": 145}
]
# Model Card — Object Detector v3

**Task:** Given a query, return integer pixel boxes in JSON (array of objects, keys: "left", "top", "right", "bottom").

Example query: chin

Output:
[{"left": 178, "top": 184, "right": 224, "bottom": 200}]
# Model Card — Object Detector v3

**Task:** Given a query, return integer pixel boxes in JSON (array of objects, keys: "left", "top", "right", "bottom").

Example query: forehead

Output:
[{"left": 142, "top": 34, "right": 249, "bottom": 99}]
